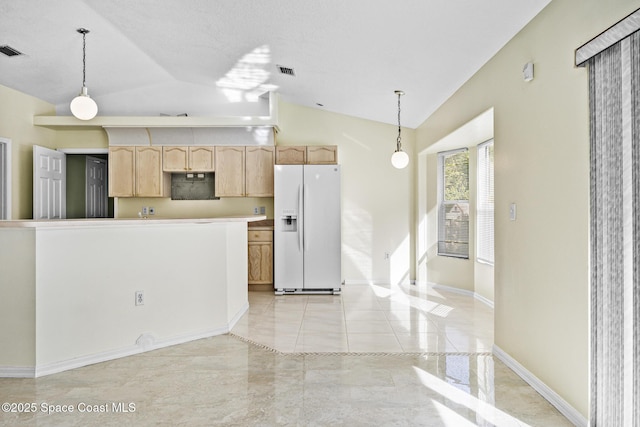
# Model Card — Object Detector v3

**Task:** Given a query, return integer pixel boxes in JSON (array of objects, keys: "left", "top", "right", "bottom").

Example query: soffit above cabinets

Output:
[
  {"left": 33, "top": 92, "right": 279, "bottom": 131},
  {"left": 104, "top": 127, "right": 275, "bottom": 147}
]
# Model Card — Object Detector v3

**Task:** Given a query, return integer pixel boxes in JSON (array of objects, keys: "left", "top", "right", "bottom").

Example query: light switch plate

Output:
[{"left": 509, "top": 203, "right": 517, "bottom": 221}]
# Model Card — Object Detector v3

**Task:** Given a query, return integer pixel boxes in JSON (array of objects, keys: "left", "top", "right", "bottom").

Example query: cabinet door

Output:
[
  {"left": 215, "top": 146, "right": 245, "bottom": 197},
  {"left": 136, "top": 147, "right": 165, "bottom": 197},
  {"left": 246, "top": 146, "right": 275, "bottom": 197},
  {"left": 189, "top": 147, "right": 215, "bottom": 172},
  {"left": 248, "top": 242, "right": 273, "bottom": 285},
  {"left": 163, "top": 146, "right": 189, "bottom": 172},
  {"left": 307, "top": 145, "right": 338, "bottom": 164},
  {"left": 108, "top": 146, "right": 135, "bottom": 197},
  {"left": 275, "top": 146, "right": 306, "bottom": 164}
]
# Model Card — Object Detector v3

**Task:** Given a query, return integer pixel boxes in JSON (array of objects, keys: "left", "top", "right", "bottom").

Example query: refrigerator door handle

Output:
[
  {"left": 303, "top": 184, "right": 309, "bottom": 251},
  {"left": 298, "top": 184, "right": 303, "bottom": 251}
]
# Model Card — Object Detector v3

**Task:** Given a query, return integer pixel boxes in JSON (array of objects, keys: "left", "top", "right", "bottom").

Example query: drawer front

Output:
[{"left": 248, "top": 230, "right": 273, "bottom": 242}]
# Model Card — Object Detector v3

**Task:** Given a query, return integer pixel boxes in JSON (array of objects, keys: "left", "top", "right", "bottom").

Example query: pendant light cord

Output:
[
  {"left": 81, "top": 30, "right": 87, "bottom": 87},
  {"left": 396, "top": 92, "right": 402, "bottom": 151},
  {"left": 76, "top": 28, "right": 90, "bottom": 88}
]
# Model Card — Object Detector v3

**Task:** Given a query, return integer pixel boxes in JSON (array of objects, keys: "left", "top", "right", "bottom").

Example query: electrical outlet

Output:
[
  {"left": 253, "top": 207, "right": 259, "bottom": 214},
  {"left": 384, "top": 252, "right": 390, "bottom": 260},
  {"left": 135, "top": 291, "right": 144, "bottom": 306},
  {"left": 141, "top": 206, "right": 149, "bottom": 216},
  {"left": 149, "top": 207, "right": 155, "bottom": 215}
]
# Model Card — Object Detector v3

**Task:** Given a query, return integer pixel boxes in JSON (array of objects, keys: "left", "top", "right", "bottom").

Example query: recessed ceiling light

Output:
[{"left": 0, "top": 45, "right": 23, "bottom": 57}]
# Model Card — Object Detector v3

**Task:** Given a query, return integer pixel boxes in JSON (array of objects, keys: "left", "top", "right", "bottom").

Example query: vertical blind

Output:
[
  {"left": 437, "top": 148, "right": 469, "bottom": 258},
  {"left": 477, "top": 140, "right": 494, "bottom": 264},
  {"left": 587, "top": 27, "right": 640, "bottom": 427}
]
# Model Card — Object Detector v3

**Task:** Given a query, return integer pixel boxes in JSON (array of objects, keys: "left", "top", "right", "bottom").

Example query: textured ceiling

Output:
[{"left": 0, "top": 0, "right": 551, "bottom": 128}]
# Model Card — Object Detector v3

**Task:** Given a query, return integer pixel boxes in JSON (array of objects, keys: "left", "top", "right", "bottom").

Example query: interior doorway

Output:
[
  {"left": 65, "top": 152, "right": 113, "bottom": 219},
  {"left": 38, "top": 148, "right": 114, "bottom": 219},
  {"left": 0, "top": 137, "right": 11, "bottom": 220}
]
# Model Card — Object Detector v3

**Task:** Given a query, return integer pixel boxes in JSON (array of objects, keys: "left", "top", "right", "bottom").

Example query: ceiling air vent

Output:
[
  {"left": 0, "top": 45, "right": 23, "bottom": 57},
  {"left": 277, "top": 65, "right": 296, "bottom": 76}
]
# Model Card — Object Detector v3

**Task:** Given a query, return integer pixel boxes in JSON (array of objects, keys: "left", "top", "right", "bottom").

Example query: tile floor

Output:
[
  {"left": 232, "top": 283, "right": 493, "bottom": 354},
  {"left": 0, "top": 283, "right": 573, "bottom": 426}
]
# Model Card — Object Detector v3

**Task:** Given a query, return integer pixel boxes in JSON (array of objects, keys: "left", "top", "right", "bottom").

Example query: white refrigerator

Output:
[{"left": 274, "top": 164, "right": 341, "bottom": 295}]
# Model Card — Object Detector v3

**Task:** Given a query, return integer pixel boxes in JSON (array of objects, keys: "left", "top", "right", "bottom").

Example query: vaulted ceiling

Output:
[{"left": 0, "top": 0, "right": 550, "bottom": 128}]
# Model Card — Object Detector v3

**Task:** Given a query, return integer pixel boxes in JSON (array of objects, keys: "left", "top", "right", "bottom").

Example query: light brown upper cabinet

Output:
[
  {"left": 163, "top": 146, "right": 215, "bottom": 172},
  {"left": 136, "top": 146, "right": 169, "bottom": 197},
  {"left": 275, "top": 145, "right": 338, "bottom": 165},
  {"left": 215, "top": 146, "right": 245, "bottom": 197},
  {"left": 109, "top": 146, "right": 169, "bottom": 197},
  {"left": 109, "top": 146, "right": 135, "bottom": 197},
  {"left": 246, "top": 146, "right": 275, "bottom": 197},
  {"left": 275, "top": 146, "right": 306, "bottom": 164},
  {"left": 306, "top": 145, "right": 338, "bottom": 164}
]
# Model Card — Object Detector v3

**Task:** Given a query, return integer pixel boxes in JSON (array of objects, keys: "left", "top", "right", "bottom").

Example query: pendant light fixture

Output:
[
  {"left": 391, "top": 90, "right": 409, "bottom": 169},
  {"left": 70, "top": 28, "right": 98, "bottom": 120}
]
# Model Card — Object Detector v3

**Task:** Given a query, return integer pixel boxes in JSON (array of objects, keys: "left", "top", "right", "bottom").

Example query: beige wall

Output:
[
  {"left": 277, "top": 101, "right": 415, "bottom": 285},
  {"left": 0, "top": 85, "right": 57, "bottom": 219},
  {"left": 415, "top": 0, "right": 639, "bottom": 417}
]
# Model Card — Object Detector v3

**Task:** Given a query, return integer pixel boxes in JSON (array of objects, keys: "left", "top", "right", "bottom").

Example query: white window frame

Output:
[
  {"left": 437, "top": 148, "right": 470, "bottom": 259},
  {"left": 477, "top": 139, "right": 494, "bottom": 265},
  {"left": 0, "top": 137, "right": 11, "bottom": 220}
]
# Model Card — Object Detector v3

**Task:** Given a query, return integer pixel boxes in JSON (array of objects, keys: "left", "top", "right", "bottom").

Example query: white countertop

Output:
[{"left": 0, "top": 215, "right": 267, "bottom": 228}]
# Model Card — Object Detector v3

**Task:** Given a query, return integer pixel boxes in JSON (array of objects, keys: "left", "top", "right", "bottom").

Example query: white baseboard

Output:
[
  {"left": 493, "top": 345, "right": 587, "bottom": 427},
  {"left": 1, "top": 304, "right": 250, "bottom": 378},
  {"left": 228, "top": 302, "right": 249, "bottom": 330},
  {"left": 34, "top": 326, "right": 229, "bottom": 378},
  {"left": 428, "top": 282, "right": 494, "bottom": 309},
  {"left": 343, "top": 280, "right": 376, "bottom": 285},
  {"left": 0, "top": 366, "right": 35, "bottom": 378},
  {"left": 343, "top": 280, "right": 414, "bottom": 286}
]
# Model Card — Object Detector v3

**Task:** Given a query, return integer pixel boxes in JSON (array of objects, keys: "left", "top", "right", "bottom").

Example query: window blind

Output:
[
  {"left": 477, "top": 140, "right": 494, "bottom": 264},
  {"left": 437, "top": 148, "right": 469, "bottom": 258}
]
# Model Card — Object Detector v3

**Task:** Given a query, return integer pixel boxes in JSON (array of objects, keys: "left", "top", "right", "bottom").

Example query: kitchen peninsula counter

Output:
[
  {"left": 0, "top": 215, "right": 265, "bottom": 228},
  {"left": 0, "top": 215, "right": 265, "bottom": 378}
]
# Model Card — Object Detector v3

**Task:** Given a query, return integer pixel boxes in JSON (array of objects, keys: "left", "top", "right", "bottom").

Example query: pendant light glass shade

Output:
[
  {"left": 391, "top": 90, "right": 408, "bottom": 169},
  {"left": 391, "top": 149, "right": 409, "bottom": 169},
  {"left": 70, "top": 87, "right": 98, "bottom": 120},
  {"left": 70, "top": 28, "right": 98, "bottom": 120}
]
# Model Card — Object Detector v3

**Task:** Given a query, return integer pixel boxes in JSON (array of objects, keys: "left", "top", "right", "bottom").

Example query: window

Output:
[
  {"left": 477, "top": 140, "right": 494, "bottom": 264},
  {"left": 437, "top": 148, "right": 469, "bottom": 258}
]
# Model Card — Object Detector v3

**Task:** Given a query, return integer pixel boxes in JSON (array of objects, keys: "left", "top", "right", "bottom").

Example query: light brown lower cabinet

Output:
[{"left": 248, "top": 229, "right": 273, "bottom": 286}]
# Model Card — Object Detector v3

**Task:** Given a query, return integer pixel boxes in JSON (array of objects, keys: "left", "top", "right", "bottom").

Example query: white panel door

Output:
[
  {"left": 274, "top": 165, "right": 304, "bottom": 290},
  {"left": 33, "top": 145, "right": 66, "bottom": 220},
  {"left": 303, "top": 165, "right": 341, "bottom": 289},
  {"left": 85, "top": 156, "right": 107, "bottom": 218}
]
